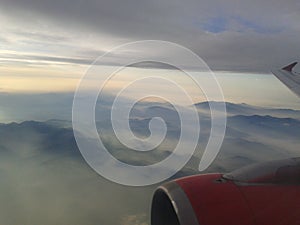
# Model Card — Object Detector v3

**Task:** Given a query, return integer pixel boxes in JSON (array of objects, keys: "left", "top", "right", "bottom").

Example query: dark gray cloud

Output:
[
  {"left": 0, "top": 0, "right": 300, "bottom": 72},
  {"left": 0, "top": 52, "right": 93, "bottom": 66},
  {"left": 12, "top": 30, "right": 71, "bottom": 43}
]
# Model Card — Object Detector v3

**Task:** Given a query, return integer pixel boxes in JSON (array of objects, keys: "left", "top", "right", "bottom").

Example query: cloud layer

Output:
[{"left": 0, "top": 0, "right": 300, "bottom": 72}]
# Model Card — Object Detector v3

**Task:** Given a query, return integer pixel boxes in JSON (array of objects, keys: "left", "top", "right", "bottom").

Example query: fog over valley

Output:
[{"left": 0, "top": 99, "right": 299, "bottom": 224}]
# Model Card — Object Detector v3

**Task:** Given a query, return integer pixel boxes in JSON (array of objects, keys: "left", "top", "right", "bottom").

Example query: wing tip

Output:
[{"left": 282, "top": 62, "right": 298, "bottom": 72}]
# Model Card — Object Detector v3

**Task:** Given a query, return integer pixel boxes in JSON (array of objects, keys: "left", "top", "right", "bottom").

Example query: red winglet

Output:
[{"left": 282, "top": 62, "right": 298, "bottom": 72}]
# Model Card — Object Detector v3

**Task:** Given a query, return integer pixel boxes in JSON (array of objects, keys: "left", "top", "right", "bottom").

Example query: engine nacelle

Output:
[
  {"left": 151, "top": 158, "right": 300, "bottom": 225},
  {"left": 151, "top": 173, "right": 253, "bottom": 225}
]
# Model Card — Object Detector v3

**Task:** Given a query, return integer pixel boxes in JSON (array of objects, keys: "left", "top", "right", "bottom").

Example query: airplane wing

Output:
[{"left": 272, "top": 62, "right": 300, "bottom": 98}]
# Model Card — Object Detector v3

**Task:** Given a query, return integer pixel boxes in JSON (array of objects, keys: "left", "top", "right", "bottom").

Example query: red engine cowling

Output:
[
  {"left": 151, "top": 158, "right": 300, "bottom": 225},
  {"left": 151, "top": 173, "right": 254, "bottom": 225}
]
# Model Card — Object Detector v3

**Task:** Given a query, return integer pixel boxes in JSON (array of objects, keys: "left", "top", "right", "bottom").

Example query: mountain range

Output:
[{"left": 0, "top": 101, "right": 299, "bottom": 225}]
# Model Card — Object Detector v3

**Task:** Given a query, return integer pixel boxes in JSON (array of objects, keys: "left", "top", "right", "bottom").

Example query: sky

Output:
[
  {"left": 0, "top": 0, "right": 300, "bottom": 110},
  {"left": 0, "top": 2, "right": 300, "bottom": 223}
]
